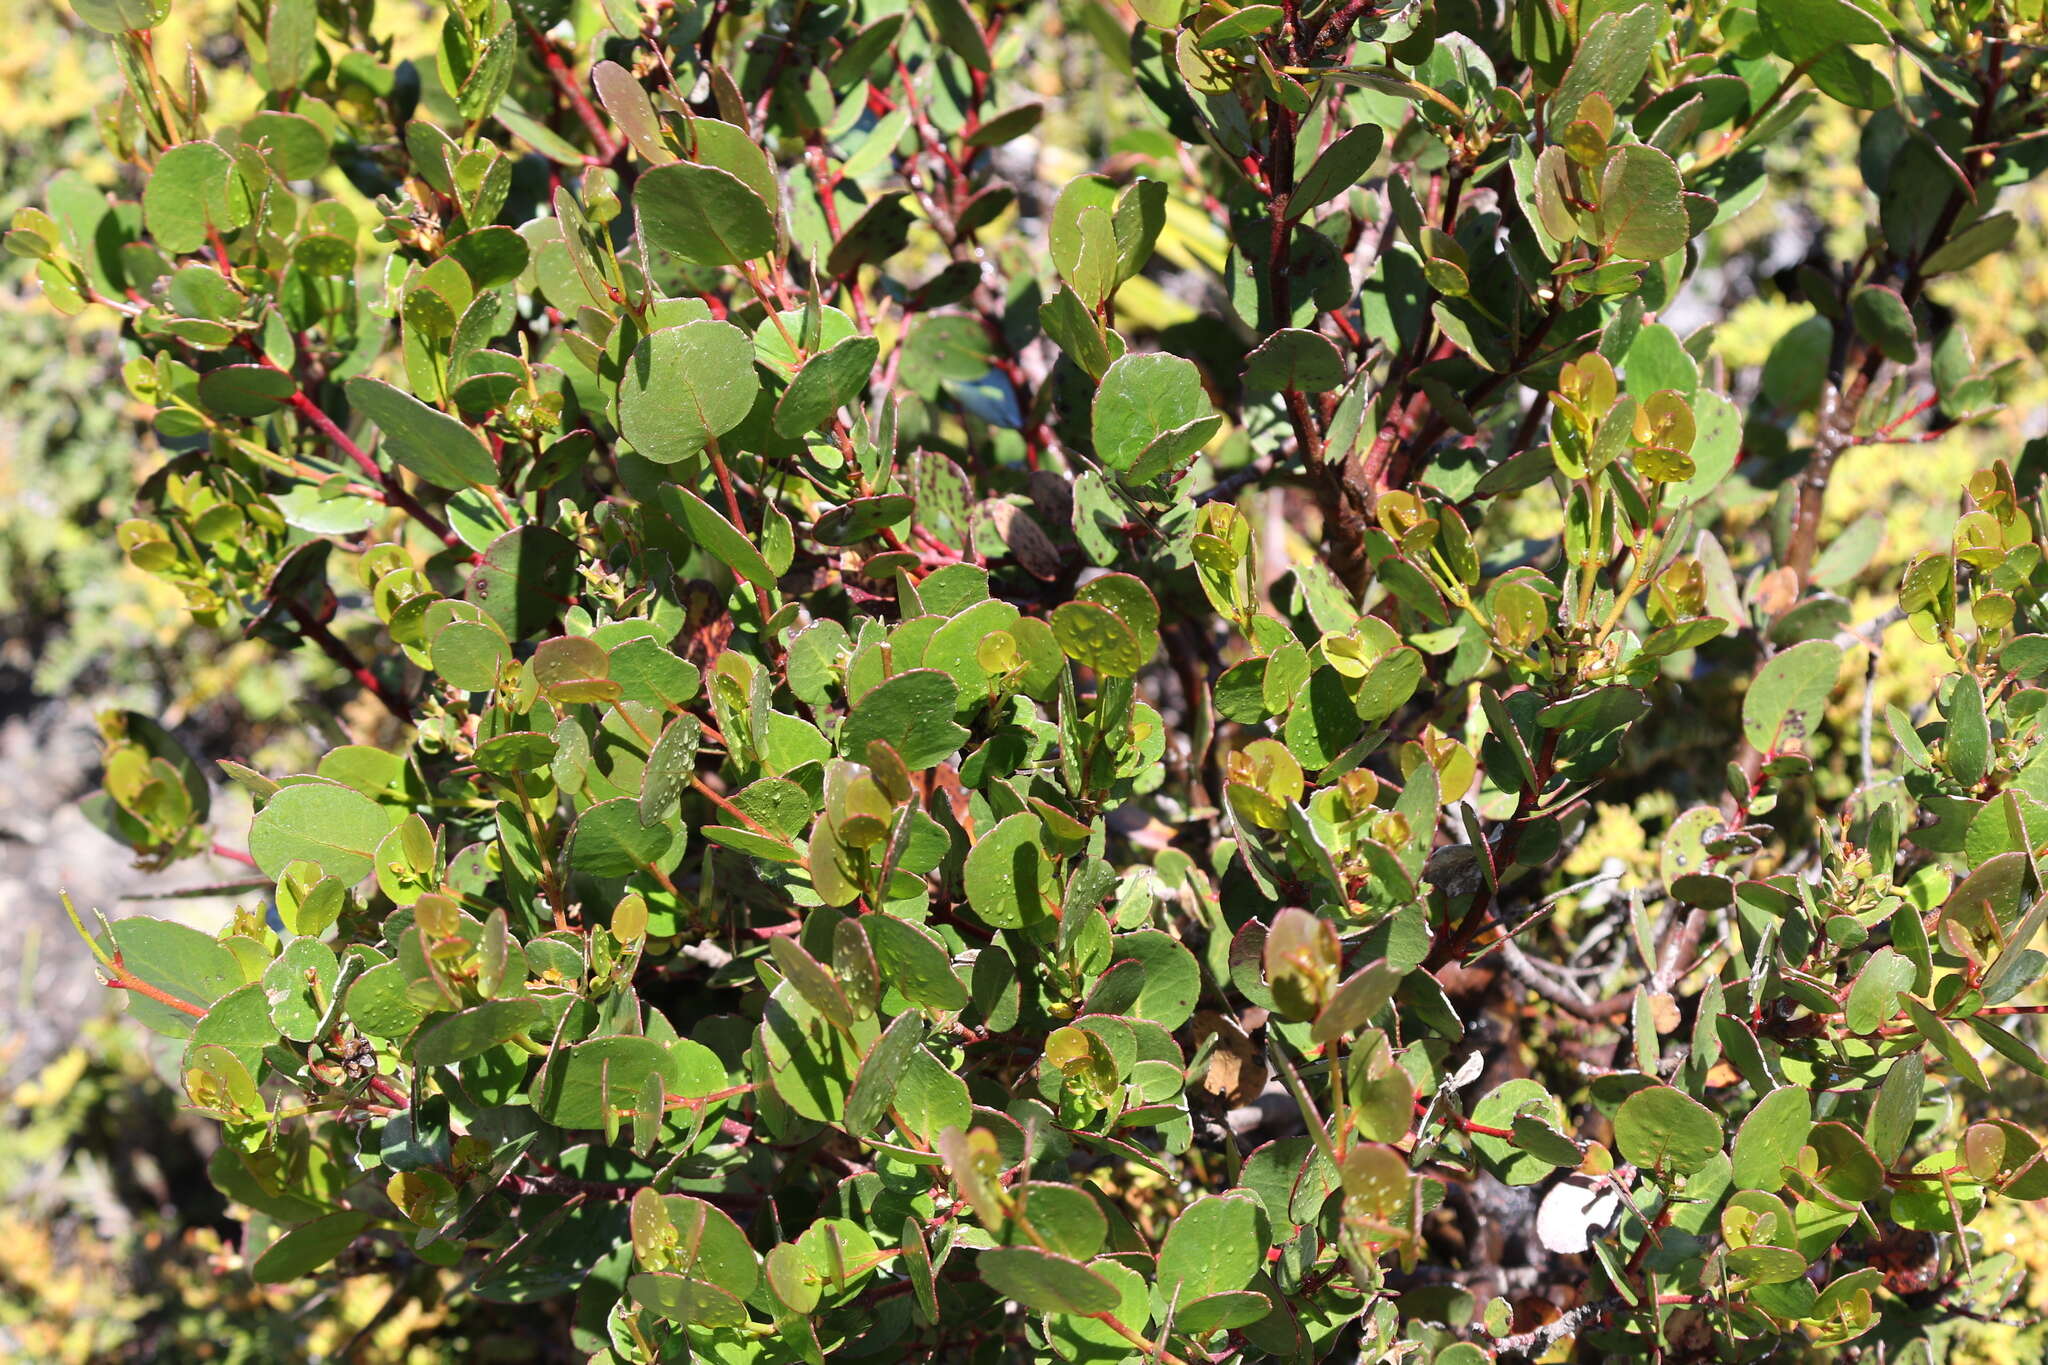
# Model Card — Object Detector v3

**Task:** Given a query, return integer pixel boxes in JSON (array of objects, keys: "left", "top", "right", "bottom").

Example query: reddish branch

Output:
[
  {"left": 99, "top": 950, "right": 209, "bottom": 1019},
  {"left": 283, "top": 598, "right": 416, "bottom": 724},
  {"left": 279, "top": 387, "right": 463, "bottom": 551},
  {"left": 366, "top": 1075, "right": 412, "bottom": 1110},
  {"left": 1427, "top": 729, "right": 1558, "bottom": 969},
  {"left": 1415, "top": 1099, "right": 1514, "bottom": 1140},
  {"left": 524, "top": 23, "right": 618, "bottom": 162},
  {"left": 1783, "top": 40, "right": 2001, "bottom": 586}
]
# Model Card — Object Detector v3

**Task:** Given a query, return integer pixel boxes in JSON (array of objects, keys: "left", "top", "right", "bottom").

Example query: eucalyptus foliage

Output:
[{"left": 26, "top": 0, "right": 2048, "bottom": 1359}]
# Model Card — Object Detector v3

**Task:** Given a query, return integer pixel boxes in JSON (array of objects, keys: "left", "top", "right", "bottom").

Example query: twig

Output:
[
  {"left": 284, "top": 599, "right": 415, "bottom": 724},
  {"left": 1498, "top": 937, "right": 1632, "bottom": 1022},
  {"left": 1496, "top": 1296, "right": 1622, "bottom": 1358},
  {"left": 366, "top": 1074, "right": 412, "bottom": 1111},
  {"left": 211, "top": 842, "right": 260, "bottom": 868},
  {"left": 280, "top": 387, "right": 462, "bottom": 550},
  {"left": 523, "top": 23, "right": 618, "bottom": 162}
]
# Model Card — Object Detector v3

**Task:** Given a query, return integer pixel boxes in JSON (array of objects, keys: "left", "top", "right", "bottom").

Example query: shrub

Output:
[{"left": 24, "top": 0, "right": 2048, "bottom": 1359}]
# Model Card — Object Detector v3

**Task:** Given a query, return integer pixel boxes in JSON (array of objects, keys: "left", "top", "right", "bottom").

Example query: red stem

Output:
[
  {"left": 211, "top": 842, "right": 260, "bottom": 868},
  {"left": 102, "top": 953, "right": 208, "bottom": 1019},
  {"left": 366, "top": 1074, "right": 412, "bottom": 1110},
  {"left": 526, "top": 24, "right": 618, "bottom": 162},
  {"left": 284, "top": 599, "right": 415, "bottom": 724},
  {"left": 280, "top": 388, "right": 462, "bottom": 550}
]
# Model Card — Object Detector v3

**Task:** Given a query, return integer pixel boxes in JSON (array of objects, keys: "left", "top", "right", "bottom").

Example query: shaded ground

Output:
[{"left": 0, "top": 689, "right": 243, "bottom": 1085}]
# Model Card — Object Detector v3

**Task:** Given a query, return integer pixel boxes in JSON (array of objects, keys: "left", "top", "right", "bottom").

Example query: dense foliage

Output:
[{"left": 26, "top": 0, "right": 2048, "bottom": 1359}]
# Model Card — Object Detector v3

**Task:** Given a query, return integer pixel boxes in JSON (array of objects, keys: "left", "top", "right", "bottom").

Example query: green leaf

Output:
[
  {"left": 1758, "top": 0, "right": 1893, "bottom": 107},
  {"left": 678, "top": 118, "right": 780, "bottom": 215},
  {"left": 1469, "top": 1078, "right": 1561, "bottom": 1186},
  {"left": 814, "top": 495, "right": 914, "bottom": 546},
  {"left": 1844, "top": 947, "right": 1915, "bottom": 1034},
  {"left": 759, "top": 981, "right": 870, "bottom": 1122},
  {"left": 1005, "top": 1183, "right": 1105, "bottom": 1261},
  {"left": 1924, "top": 212, "right": 2019, "bottom": 276},
  {"left": 1758, "top": 0, "right": 1887, "bottom": 60},
  {"left": 343, "top": 377, "right": 497, "bottom": 489},
  {"left": 1549, "top": 4, "right": 1659, "bottom": 130},
  {"left": 72, "top": 0, "right": 169, "bottom": 31},
  {"left": 533, "top": 1035, "right": 675, "bottom": 1127},
  {"left": 1311, "top": 958, "right": 1402, "bottom": 1044},
  {"left": 628, "top": 1272, "right": 751, "bottom": 1327},
  {"left": 189, "top": 983, "right": 281, "bottom": 1062},
  {"left": 242, "top": 111, "right": 330, "bottom": 178},
  {"left": 467, "top": 527, "right": 580, "bottom": 641},
  {"left": 1741, "top": 640, "right": 1843, "bottom": 754},
  {"left": 198, "top": 366, "right": 297, "bottom": 424},
  {"left": 101, "top": 916, "right": 243, "bottom": 1037},
  {"left": 841, "top": 669, "right": 970, "bottom": 769},
  {"left": 1868, "top": 1053, "right": 1924, "bottom": 1168},
  {"left": 1051, "top": 600, "right": 1146, "bottom": 677},
  {"left": 1129, "top": 0, "right": 1194, "bottom": 24},
  {"left": 1092, "top": 352, "right": 1220, "bottom": 480},
  {"left": 920, "top": 0, "right": 993, "bottom": 71},
  {"left": 1049, "top": 174, "right": 1163, "bottom": 289},
  {"left": 1196, "top": 4, "right": 1282, "bottom": 47},
  {"left": 765, "top": 1242, "right": 820, "bottom": 1315},
  {"left": 705, "top": 823, "right": 804, "bottom": 863},
  {"left": 1116, "top": 929, "right": 1200, "bottom": 1029},
  {"left": 143, "top": 141, "right": 242, "bottom": 254},
  {"left": 963, "top": 813, "right": 1049, "bottom": 929},
  {"left": 769, "top": 935, "right": 855, "bottom": 1031},
  {"left": 894, "top": 1046, "right": 972, "bottom": 1142},
  {"left": 826, "top": 191, "right": 917, "bottom": 278},
  {"left": 773, "top": 335, "right": 879, "bottom": 437},
  {"left": 618, "top": 321, "right": 760, "bottom": 463},
  {"left": 568, "top": 797, "right": 682, "bottom": 877},
  {"left": 252, "top": 1211, "right": 374, "bottom": 1282},
  {"left": 1613, "top": 1084, "right": 1724, "bottom": 1176},
  {"left": 1731, "top": 1086, "right": 1812, "bottom": 1191},
  {"left": 1156, "top": 1193, "right": 1263, "bottom": 1300},
  {"left": 1850, "top": 284, "right": 1918, "bottom": 364},
  {"left": 412, "top": 998, "right": 544, "bottom": 1066},
  {"left": 347, "top": 962, "right": 425, "bottom": 1040},
  {"left": 630, "top": 1193, "right": 758, "bottom": 1303},
  {"left": 262, "top": 937, "right": 339, "bottom": 1041},
  {"left": 1591, "top": 144, "right": 1688, "bottom": 261},
  {"left": 1292, "top": 123, "right": 1385, "bottom": 210},
  {"left": 964, "top": 102, "right": 1046, "bottom": 149},
  {"left": 593, "top": 60, "right": 672, "bottom": 164},
  {"left": 865, "top": 914, "right": 970, "bottom": 1011},
  {"left": 1810, "top": 512, "right": 1885, "bottom": 590},
  {"left": 1902, "top": 996, "right": 1987, "bottom": 1090},
  {"left": 1040, "top": 286, "right": 1115, "bottom": 378},
  {"left": 636, "top": 161, "right": 776, "bottom": 265},
  {"left": 1244, "top": 328, "right": 1346, "bottom": 393},
  {"left": 845, "top": 1011, "right": 927, "bottom": 1135},
  {"left": 249, "top": 781, "right": 393, "bottom": 883},
  {"left": 661, "top": 484, "right": 776, "bottom": 594},
  {"left": 1069, "top": 206, "right": 1118, "bottom": 311},
  {"left": 978, "top": 1247, "right": 1119, "bottom": 1315},
  {"left": 1946, "top": 673, "right": 1990, "bottom": 788},
  {"left": 1980, "top": 887, "right": 2048, "bottom": 1005},
  {"left": 639, "top": 715, "right": 701, "bottom": 827}
]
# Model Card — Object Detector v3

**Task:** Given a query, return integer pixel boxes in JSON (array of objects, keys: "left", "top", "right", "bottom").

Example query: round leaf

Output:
[{"left": 1614, "top": 1084, "right": 1724, "bottom": 1176}]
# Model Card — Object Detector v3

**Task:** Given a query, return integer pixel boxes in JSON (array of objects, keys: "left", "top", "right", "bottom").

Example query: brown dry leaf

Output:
[
  {"left": 979, "top": 499, "right": 1062, "bottom": 580},
  {"left": 929, "top": 762, "right": 975, "bottom": 839},
  {"left": 1028, "top": 469, "right": 1074, "bottom": 529},
  {"left": 1751, "top": 565, "right": 1800, "bottom": 619},
  {"left": 1192, "top": 1009, "right": 1267, "bottom": 1106}
]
